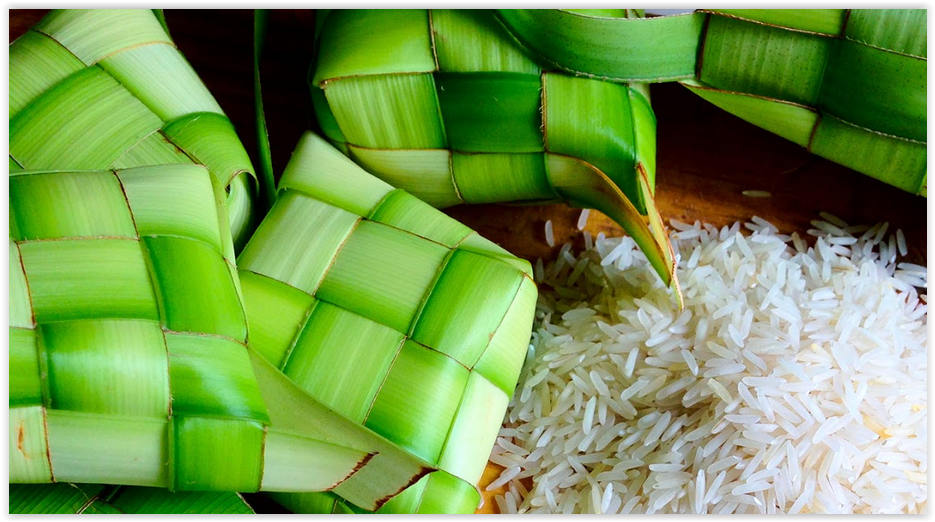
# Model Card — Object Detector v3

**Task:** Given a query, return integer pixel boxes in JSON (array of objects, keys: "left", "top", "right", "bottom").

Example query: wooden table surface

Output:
[{"left": 11, "top": 9, "right": 928, "bottom": 514}]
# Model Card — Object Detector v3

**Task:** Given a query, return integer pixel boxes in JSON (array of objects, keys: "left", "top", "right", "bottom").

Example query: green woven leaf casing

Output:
[
  {"left": 238, "top": 132, "right": 539, "bottom": 513},
  {"left": 9, "top": 483, "right": 255, "bottom": 514},
  {"left": 9, "top": 9, "right": 259, "bottom": 250},
  {"left": 692, "top": 9, "right": 927, "bottom": 195},
  {"left": 309, "top": 8, "right": 680, "bottom": 294},
  {"left": 9, "top": 164, "right": 265, "bottom": 492},
  {"left": 495, "top": 8, "right": 927, "bottom": 196}
]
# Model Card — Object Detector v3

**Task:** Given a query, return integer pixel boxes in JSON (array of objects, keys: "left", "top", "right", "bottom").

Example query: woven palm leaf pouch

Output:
[
  {"left": 10, "top": 9, "right": 258, "bottom": 248},
  {"left": 309, "top": 9, "right": 679, "bottom": 296},
  {"left": 497, "top": 8, "right": 927, "bottom": 196},
  {"left": 238, "top": 132, "right": 538, "bottom": 513}
]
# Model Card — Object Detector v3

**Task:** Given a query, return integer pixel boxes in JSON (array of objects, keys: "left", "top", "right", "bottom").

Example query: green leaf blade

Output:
[
  {"left": 495, "top": 9, "right": 703, "bottom": 81},
  {"left": 817, "top": 38, "right": 926, "bottom": 142}
]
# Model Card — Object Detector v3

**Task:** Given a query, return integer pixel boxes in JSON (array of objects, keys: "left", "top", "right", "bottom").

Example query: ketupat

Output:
[
  {"left": 308, "top": 9, "right": 679, "bottom": 299},
  {"left": 238, "top": 132, "right": 538, "bottom": 513},
  {"left": 9, "top": 9, "right": 258, "bottom": 250},
  {"left": 9, "top": 483, "right": 255, "bottom": 514},
  {"left": 496, "top": 9, "right": 927, "bottom": 196}
]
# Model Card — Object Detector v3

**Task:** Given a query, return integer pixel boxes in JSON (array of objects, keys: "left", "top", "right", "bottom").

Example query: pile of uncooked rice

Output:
[{"left": 488, "top": 214, "right": 926, "bottom": 514}]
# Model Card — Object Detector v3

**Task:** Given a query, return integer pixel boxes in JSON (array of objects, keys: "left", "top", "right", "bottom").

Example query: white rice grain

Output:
[
  {"left": 493, "top": 215, "right": 926, "bottom": 514},
  {"left": 577, "top": 209, "right": 591, "bottom": 231}
]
